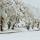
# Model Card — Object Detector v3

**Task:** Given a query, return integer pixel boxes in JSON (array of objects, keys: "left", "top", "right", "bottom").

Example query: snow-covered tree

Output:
[{"left": 0, "top": 0, "right": 40, "bottom": 31}]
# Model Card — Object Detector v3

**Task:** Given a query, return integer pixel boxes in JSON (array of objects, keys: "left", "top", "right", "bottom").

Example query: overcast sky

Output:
[{"left": 23, "top": 0, "right": 40, "bottom": 19}]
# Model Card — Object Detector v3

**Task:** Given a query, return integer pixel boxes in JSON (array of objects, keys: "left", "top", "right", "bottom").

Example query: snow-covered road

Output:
[{"left": 0, "top": 31, "right": 40, "bottom": 40}]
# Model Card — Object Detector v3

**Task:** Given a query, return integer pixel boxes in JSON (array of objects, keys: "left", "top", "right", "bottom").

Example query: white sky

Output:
[
  {"left": 23, "top": 0, "right": 40, "bottom": 8},
  {"left": 23, "top": 0, "right": 40, "bottom": 19}
]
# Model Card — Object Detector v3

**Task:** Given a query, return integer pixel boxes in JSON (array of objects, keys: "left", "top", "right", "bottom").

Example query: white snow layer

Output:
[{"left": 0, "top": 31, "right": 40, "bottom": 40}]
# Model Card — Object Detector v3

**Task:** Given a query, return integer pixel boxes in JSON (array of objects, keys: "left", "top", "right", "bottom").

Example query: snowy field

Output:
[{"left": 0, "top": 31, "right": 40, "bottom": 40}]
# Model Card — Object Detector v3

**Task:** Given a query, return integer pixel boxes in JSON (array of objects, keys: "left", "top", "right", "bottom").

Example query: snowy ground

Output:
[
  {"left": 0, "top": 31, "right": 40, "bottom": 40},
  {"left": 0, "top": 27, "right": 40, "bottom": 40}
]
